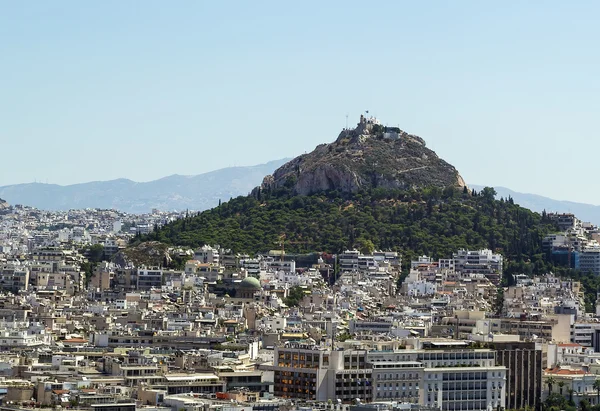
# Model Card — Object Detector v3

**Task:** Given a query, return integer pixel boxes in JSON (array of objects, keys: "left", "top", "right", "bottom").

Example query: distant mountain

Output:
[
  {"left": 0, "top": 159, "right": 290, "bottom": 213},
  {"left": 471, "top": 185, "right": 600, "bottom": 225}
]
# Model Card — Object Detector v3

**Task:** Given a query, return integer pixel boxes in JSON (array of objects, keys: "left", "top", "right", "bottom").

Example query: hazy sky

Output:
[{"left": 2, "top": 2, "right": 600, "bottom": 203}]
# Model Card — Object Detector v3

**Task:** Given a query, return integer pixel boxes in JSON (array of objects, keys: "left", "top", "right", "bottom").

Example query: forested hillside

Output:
[{"left": 137, "top": 186, "right": 560, "bottom": 283}]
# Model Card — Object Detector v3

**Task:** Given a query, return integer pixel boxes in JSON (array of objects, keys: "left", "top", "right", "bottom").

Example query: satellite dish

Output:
[{"left": 152, "top": 357, "right": 158, "bottom": 363}]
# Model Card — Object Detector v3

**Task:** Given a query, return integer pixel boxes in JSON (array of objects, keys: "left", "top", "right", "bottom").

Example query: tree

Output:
[
  {"left": 581, "top": 399, "right": 590, "bottom": 411},
  {"left": 544, "top": 392, "right": 568, "bottom": 410},
  {"left": 86, "top": 244, "right": 105, "bottom": 263},
  {"left": 559, "top": 380, "right": 565, "bottom": 395},
  {"left": 337, "top": 332, "right": 353, "bottom": 342},
  {"left": 593, "top": 379, "right": 600, "bottom": 405},
  {"left": 135, "top": 186, "right": 565, "bottom": 297},
  {"left": 568, "top": 388, "right": 574, "bottom": 405},
  {"left": 547, "top": 376, "right": 556, "bottom": 394},
  {"left": 493, "top": 288, "right": 505, "bottom": 316},
  {"left": 284, "top": 286, "right": 307, "bottom": 307},
  {"left": 356, "top": 238, "right": 375, "bottom": 255},
  {"left": 481, "top": 187, "right": 497, "bottom": 202}
]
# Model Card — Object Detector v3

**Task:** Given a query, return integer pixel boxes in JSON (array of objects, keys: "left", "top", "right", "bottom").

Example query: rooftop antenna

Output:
[{"left": 345, "top": 113, "right": 348, "bottom": 130}]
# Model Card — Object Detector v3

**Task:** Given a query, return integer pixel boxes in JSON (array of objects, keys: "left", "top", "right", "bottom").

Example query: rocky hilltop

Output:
[{"left": 259, "top": 115, "right": 465, "bottom": 195}]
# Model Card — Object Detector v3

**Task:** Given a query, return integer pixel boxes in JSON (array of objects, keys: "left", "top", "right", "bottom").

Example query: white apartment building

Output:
[
  {"left": 339, "top": 250, "right": 395, "bottom": 274},
  {"left": 267, "top": 260, "right": 296, "bottom": 273},
  {"left": 453, "top": 249, "right": 502, "bottom": 274},
  {"left": 412, "top": 256, "right": 434, "bottom": 269},
  {"left": 420, "top": 349, "right": 506, "bottom": 411},
  {"left": 578, "top": 245, "right": 600, "bottom": 275},
  {"left": 240, "top": 259, "right": 261, "bottom": 276},
  {"left": 407, "top": 279, "right": 437, "bottom": 297},
  {"left": 349, "top": 319, "right": 393, "bottom": 335},
  {"left": 367, "top": 350, "right": 424, "bottom": 403},
  {"left": 194, "top": 245, "right": 220, "bottom": 265},
  {"left": 0, "top": 322, "right": 51, "bottom": 349},
  {"left": 274, "top": 271, "right": 309, "bottom": 287},
  {"left": 450, "top": 249, "right": 503, "bottom": 284},
  {"left": 339, "top": 250, "right": 360, "bottom": 272},
  {"left": 373, "top": 251, "right": 401, "bottom": 268},
  {"left": 136, "top": 268, "right": 163, "bottom": 290},
  {"left": 548, "top": 213, "right": 581, "bottom": 231}
]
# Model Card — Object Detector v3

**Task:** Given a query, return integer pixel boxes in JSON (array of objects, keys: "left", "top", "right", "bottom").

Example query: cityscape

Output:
[
  {"left": 2, "top": 135, "right": 600, "bottom": 411},
  {"left": 3, "top": 3, "right": 599, "bottom": 411}
]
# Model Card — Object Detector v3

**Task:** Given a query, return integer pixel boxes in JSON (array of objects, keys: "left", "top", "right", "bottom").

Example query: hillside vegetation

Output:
[{"left": 137, "top": 186, "right": 559, "bottom": 283}]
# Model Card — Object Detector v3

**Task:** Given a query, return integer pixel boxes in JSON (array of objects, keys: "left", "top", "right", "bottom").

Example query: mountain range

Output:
[
  {"left": 470, "top": 185, "right": 600, "bottom": 225},
  {"left": 0, "top": 159, "right": 289, "bottom": 214}
]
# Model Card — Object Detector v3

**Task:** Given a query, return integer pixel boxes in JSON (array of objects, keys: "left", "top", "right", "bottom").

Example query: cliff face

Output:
[{"left": 259, "top": 117, "right": 465, "bottom": 195}]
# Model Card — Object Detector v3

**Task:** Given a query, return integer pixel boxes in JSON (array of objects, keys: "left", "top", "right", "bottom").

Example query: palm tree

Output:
[
  {"left": 558, "top": 381, "right": 565, "bottom": 396},
  {"left": 593, "top": 379, "right": 600, "bottom": 405},
  {"left": 568, "top": 388, "right": 574, "bottom": 405},
  {"left": 546, "top": 376, "right": 556, "bottom": 395}
]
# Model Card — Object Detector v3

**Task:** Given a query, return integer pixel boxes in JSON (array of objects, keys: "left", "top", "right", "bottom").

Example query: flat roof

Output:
[
  {"left": 164, "top": 374, "right": 219, "bottom": 381},
  {"left": 427, "top": 341, "right": 470, "bottom": 346}
]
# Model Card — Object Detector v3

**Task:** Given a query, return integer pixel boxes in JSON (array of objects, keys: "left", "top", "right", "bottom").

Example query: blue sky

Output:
[{"left": 2, "top": 1, "right": 600, "bottom": 203}]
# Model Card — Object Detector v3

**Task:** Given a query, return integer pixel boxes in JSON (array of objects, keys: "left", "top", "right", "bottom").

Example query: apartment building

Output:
[
  {"left": 339, "top": 250, "right": 360, "bottom": 272},
  {"left": 578, "top": 246, "right": 600, "bottom": 275},
  {"left": 266, "top": 340, "right": 507, "bottom": 411},
  {"left": 419, "top": 348, "right": 506, "bottom": 411},
  {"left": 136, "top": 268, "right": 163, "bottom": 290},
  {"left": 265, "top": 341, "right": 373, "bottom": 402},
  {"left": 266, "top": 260, "right": 296, "bottom": 273},
  {"left": 367, "top": 350, "right": 424, "bottom": 402},
  {"left": 349, "top": 320, "right": 393, "bottom": 335},
  {"left": 452, "top": 249, "right": 503, "bottom": 284},
  {"left": 548, "top": 213, "right": 581, "bottom": 231},
  {"left": 481, "top": 314, "right": 571, "bottom": 343},
  {"left": 194, "top": 245, "right": 220, "bottom": 265},
  {"left": 0, "top": 263, "right": 29, "bottom": 292}
]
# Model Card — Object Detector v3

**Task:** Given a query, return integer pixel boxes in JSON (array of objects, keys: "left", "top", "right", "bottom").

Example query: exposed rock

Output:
[
  {"left": 113, "top": 241, "right": 172, "bottom": 267},
  {"left": 258, "top": 116, "right": 465, "bottom": 196}
]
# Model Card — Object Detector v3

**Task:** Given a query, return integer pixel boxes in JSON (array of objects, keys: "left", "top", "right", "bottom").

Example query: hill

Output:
[
  {"left": 145, "top": 187, "right": 558, "bottom": 282},
  {"left": 0, "top": 159, "right": 289, "bottom": 213},
  {"left": 259, "top": 115, "right": 465, "bottom": 196},
  {"left": 141, "top": 118, "right": 560, "bottom": 283},
  {"left": 471, "top": 185, "right": 600, "bottom": 225}
]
